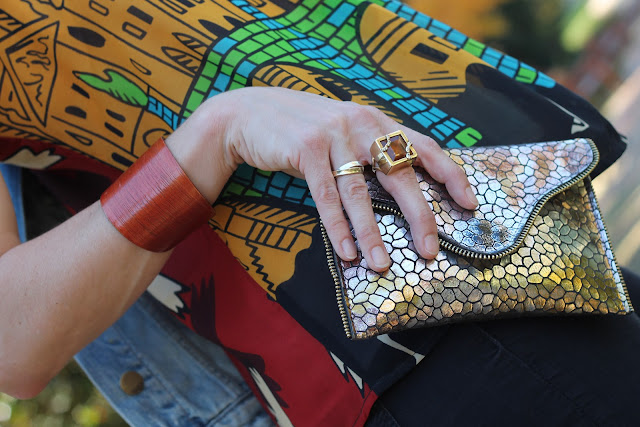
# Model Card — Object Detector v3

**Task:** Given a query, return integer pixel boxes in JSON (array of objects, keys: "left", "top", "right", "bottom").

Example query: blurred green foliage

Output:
[
  {"left": 0, "top": 362, "right": 125, "bottom": 426},
  {"left": 487, "top": 0, "right": 576, "bottom": 69}
]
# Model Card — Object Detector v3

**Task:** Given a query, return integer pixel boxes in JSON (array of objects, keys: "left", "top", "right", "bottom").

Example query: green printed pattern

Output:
[{"left": 182, "top": 0, "right": 481, "bottom": 149}]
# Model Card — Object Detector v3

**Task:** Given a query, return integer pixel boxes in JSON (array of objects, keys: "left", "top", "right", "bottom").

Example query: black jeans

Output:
[{"left": 367, "top": 267, "right": 640, "bottom": 427}]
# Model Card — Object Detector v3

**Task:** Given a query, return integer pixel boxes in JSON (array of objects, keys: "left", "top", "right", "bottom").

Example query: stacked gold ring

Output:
[{"left": 332, "top": 160, "right": 365, "bottom": 178}]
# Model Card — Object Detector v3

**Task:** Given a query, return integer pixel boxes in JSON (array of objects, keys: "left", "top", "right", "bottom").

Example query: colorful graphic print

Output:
[
  {"left": 0, "top": 1, "right": 625, "bottom": 425},
  {"left": 1, "top": 0, "right": 558, "bottom": 169},
  {"left": 211, "top": 197, "right": 317, "bottom": 298}
]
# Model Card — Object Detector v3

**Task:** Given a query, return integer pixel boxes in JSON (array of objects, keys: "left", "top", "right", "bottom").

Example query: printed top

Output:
[{"left": 0, "top": 1, "right": 626, "bottom": 425}]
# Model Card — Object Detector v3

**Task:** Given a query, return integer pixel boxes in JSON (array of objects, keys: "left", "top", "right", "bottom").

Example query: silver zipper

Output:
[
  {"left": 371, "top": 139, "right": 601, "bottom": 260},
  {"left": 320, "top": 220, "right": 353, "bottom": 338},
  {"left": 585, "top": 178, "right": 634, "bottom": 311},
  {"left": 321, "top": 139, "right": 629, "bottom": 336}
]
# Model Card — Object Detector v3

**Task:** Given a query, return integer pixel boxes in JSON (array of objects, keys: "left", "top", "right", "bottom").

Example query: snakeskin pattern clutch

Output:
[{"left": 323, "top": 139, "right": 633, "bottom": 339}]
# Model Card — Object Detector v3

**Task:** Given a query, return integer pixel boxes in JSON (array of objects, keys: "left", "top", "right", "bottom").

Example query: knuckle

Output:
[
  {"left": 418, "top": 141, "right": 443, "bottom": 162},
  {"left": 314, "top": 180, "right": 341, "bottom": 205},
  {"left": 363, "top": 104, "right": 384, "bottom": 117},
  {"left": 453, "top": 164, "right": 469, "bottom": 182},
  {"left": 345, "top": 103, "right": 379, "bottom": 126},
  {"left": 354, "top": 224, "right": 381, "bottom": 245},
  {"left": 326, "top": 108, "right": 346, "bottom": 126},
  {"left": 303, "top": 129, "right": 328, "bottom": 152},
  {"left": 397, "top": 167, "right": 418, "bottom": 183},
  {"left": 341, "top": 178, "right": 370, "bottom": 201},
  {"left": 382, "top": 169, "right": 415, "bottom": 192},
  {"left": 423, "top": 136, "right": 440, "bottom": 150},
  {"left": 324, "top": 214, "right": 348, "bottom": 235},
  {"left": 443, "top": 159, "right": 467, "bottom": 182},
  {"left": 415, "top": 204, "right": 436, "bottom": 227}
]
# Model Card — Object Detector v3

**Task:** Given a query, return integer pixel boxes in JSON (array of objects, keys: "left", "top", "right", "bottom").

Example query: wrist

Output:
[
  {"left": 101, "top": 137, "right": 215, "bottom": 252},
  {"left": 164, "top": 94, "right": 238, "bottom": 204}
]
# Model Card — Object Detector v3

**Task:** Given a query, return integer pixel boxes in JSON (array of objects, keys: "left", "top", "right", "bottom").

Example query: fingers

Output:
[
  {"left": 304, "top": 157, "right": 359, "bottom": 263},
  {"left": 305, "top": 150, "right": 392, "bottom": 272},
  {"left": 303, "top": 102, "right": 476, "bottom": 273},
  {"left": 335, "top": 173, "right": 391, "bottom": 271},
  {"left": 375, "top": 168, "right": 440, "bottom": 258},
  {"left": 400, "top": 128, "right": 479, "bottom": 210},
  {"left": 334, "top": 108, "right": 439, "bottom": 265}
]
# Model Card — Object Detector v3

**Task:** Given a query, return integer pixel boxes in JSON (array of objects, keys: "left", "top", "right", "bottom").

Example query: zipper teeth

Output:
[
  {"left": 373, "top": 139, "right": 601, "bottom": 260},
  {"left": 320, "top": 220, "right": 352, "bottom": 338},
  {"left": 322, "top": 138, "right": 613, "bottom": 337},
  {"left": 586, "top": 179, "right": 635, "bottom": 313}
]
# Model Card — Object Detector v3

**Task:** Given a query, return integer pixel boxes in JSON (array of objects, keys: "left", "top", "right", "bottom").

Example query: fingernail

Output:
[
  {"left": 425, "top": 234, "right": 439, "bottom": 258},
  {"left": 466, "top": 186, "right": 478, "bottom": 207},
  {"left": 342, "top": 239, "right": 357, "bottom": 260},
  {"left": 371, "top": 246, "right": 390, "bottom": 269}
]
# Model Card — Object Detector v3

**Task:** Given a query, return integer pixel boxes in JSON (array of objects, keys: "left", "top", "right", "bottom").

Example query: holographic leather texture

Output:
[{"left": 331, "top": 139, "right": 632, "bottom": 340}]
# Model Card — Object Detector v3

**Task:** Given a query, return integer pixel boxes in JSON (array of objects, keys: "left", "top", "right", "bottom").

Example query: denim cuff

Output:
[{"left": 75, "top": 292, "right": 273, "bottom": 427}]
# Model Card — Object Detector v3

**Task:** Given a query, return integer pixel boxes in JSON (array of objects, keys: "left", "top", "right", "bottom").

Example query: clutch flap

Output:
[{"left": 366, "top": 138, "right": 598, "bottom": 258}]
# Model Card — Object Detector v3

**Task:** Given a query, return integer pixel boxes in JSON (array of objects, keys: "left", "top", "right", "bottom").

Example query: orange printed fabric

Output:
[{"left": 0, "top": 1, "right": 626, "bottom": 425}]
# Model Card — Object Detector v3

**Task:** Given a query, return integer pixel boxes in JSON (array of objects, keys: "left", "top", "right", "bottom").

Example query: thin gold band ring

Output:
[{"left": 332, "top": 160, "right": 365, "bottom": 178}]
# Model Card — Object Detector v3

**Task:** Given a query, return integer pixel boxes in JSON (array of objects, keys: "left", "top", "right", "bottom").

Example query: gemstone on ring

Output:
[{"left": 370, "top": 130, "right": 417, "bottom": 175}]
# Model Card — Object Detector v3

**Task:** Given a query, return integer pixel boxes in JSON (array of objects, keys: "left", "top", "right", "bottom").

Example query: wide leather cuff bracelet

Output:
[{"left": 100, "top": 137, "right": 215, "bottom": 252}]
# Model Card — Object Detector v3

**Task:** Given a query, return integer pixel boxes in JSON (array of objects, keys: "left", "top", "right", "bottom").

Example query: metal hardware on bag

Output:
[
  {"left": 320, "top": 220, "right": 353, "bottom": 338},
  {"left": 439, "top": 139, "right": 601, "bottom": 260},
  {"left": 323, "top": 138, "right": 632, "bottom": 340},
  {"left": 586, "top": 180, "right": 632, "bottom": 311}
]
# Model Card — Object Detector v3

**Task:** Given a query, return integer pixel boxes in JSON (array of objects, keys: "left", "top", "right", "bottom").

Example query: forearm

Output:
[
  {"left": 0, "top": 98, "right": 235, "bottom": 398},
  {"left": 0, "top": 202, "right": 171, "bottom": 397},
  {"left": 0, "top": 172, "right": 20, "bottom": 254}
]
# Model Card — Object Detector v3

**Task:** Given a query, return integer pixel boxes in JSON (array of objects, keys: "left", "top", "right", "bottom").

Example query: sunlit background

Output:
[{"left": 2, "top": 0, "right": 639, "bottom": 425}]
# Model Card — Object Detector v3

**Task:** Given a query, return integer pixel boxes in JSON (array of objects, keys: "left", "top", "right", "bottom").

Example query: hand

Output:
[
  {"left": 0, "top": 86, "right": 477, "bottom": 398},
  {"left": 173, "top": 87, "right": 478, "bottom": 272}
]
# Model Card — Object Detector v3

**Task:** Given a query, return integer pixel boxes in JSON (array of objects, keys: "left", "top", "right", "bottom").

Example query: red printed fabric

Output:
[{"left": 0, "top": 1, "right": 626, "bottom": 424}]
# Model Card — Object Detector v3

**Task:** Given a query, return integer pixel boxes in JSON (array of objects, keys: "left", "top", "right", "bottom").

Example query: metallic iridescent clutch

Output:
[{"left": 323, "top": 139, "right": 633, "bottom": 339}]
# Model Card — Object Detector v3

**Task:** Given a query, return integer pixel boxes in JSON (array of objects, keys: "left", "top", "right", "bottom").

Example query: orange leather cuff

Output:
[{"left": 100, "top": 137, "right": 214, "bottom": 252}]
